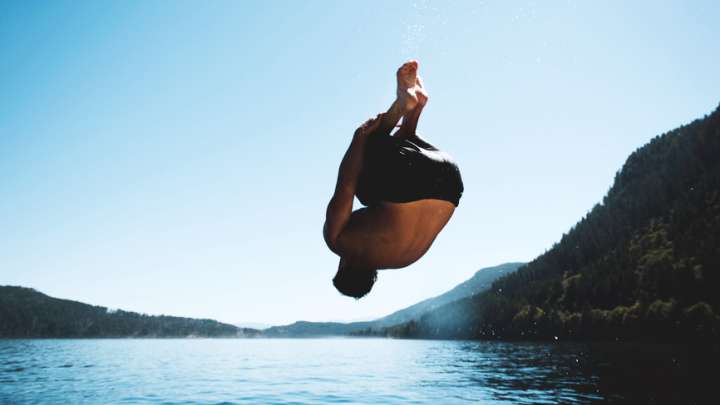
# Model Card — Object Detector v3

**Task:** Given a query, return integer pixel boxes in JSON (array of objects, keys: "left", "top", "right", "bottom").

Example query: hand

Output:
[{"left": 354, "top": 113, "right": 384, "bottom": 138}]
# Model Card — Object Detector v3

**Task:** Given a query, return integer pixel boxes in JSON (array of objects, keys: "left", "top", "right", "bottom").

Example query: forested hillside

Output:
[
  {"left": 0, "top": 286, "right": 258, "bottom": 338},
  {"left": 380, "top": 104, "right": 720, "bottom": 342}
]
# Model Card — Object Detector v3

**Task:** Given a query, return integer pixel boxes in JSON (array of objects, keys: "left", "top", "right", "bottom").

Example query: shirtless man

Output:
[{"left": 323, "top": 60, "right": 464, "bottom": 299}]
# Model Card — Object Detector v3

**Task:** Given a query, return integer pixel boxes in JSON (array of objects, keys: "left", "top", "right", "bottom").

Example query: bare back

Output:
[{"left": 335, "top": 199, "right": 455, "bottom": 269}]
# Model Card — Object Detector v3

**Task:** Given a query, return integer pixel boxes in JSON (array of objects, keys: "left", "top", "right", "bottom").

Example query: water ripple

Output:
[{"left": 0, "top": 339, "right": 701, "bottom": 404}]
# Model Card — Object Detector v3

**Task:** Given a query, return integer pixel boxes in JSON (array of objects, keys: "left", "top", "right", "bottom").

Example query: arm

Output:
[
  {"left": 323, "top": 115, "right": 382, "bottom": 253},
  {"left": 323, "top": 97, "right": 406, "bottom": 253}
]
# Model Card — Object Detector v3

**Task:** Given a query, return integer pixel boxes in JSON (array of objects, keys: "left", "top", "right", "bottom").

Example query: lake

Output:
[{"left": 0, "top": 338, "right": 704, "bottom": 404}]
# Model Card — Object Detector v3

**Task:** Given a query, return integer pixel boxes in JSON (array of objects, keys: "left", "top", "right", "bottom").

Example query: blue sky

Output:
[{"left": 2, "top": 1, "right": 719, "bottom": 325}]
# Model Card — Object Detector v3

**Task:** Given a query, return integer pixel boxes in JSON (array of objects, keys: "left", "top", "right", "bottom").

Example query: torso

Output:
[{"left": 336, "top": 199, "right": 455, "bottom": 269}]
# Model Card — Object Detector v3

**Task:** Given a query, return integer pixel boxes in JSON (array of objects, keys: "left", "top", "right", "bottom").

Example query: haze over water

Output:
[{"left": 0, "top": 339, "right": 697, "bottom": 404}]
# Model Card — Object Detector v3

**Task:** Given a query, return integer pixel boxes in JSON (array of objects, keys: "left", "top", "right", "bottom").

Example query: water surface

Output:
[{"left": 0, "top": 338, "right": 698, "bottom": 404}]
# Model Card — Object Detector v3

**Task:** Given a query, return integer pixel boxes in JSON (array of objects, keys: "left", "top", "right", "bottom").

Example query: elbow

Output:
[{"left": 323, "top": 223, "right": 340, "bottom": 254}]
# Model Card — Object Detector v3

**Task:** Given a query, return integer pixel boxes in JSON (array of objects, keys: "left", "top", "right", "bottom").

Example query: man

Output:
[{"left": 323, "top": 60, "right": 464, "bottom": 299}]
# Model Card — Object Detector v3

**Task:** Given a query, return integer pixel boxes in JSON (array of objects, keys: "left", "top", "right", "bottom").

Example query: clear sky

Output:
[{"left": 2, "top": 1, "right": 719, "bottom": 326}]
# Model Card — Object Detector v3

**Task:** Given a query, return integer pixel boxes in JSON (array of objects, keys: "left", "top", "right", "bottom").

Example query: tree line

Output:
[{"left": 0, "top": 286, "right": 258, "bottom": 338}]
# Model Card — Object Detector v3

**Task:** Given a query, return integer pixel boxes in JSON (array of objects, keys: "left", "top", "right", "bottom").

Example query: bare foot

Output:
[
  {"left": 415, "top": 75, "right": 428, "bottom": 108},
  {"left": 393, "top": 75, "right": 429, "bottom": 136},
  {"left": 396, "top": 60, "right": 420, "bottom": 113}
]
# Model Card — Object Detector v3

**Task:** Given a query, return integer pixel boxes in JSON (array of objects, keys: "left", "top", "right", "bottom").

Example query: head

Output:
[{"left": 333, "top": 259, "right": 378, "bottom": 299}]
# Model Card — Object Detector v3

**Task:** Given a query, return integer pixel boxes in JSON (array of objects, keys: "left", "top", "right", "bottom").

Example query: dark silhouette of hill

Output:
[
  {"left": 263, "top": 263, "right": 523, "bottom": 337},
  {"left": 0, "top": 286, "right": 259, "bottom": 338},
  {"left": 372, "top": 104, "right": 720, "bottom": 342},
  {"left": 262, "top": 320, "right": 375, "bottom": 337},
  {"left": 372, "top": 263, "right": 524, "bottom": 327}
]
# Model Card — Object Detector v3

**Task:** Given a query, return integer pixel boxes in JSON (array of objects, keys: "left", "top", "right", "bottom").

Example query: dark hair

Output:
[{"left": 333, "top": 262, "right": 378, "bottom": 299}]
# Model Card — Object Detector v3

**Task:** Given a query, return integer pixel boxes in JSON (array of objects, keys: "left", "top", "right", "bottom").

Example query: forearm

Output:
[
  {"left": 324, "top": 110, "right": 396, "bottom": 251},
  {"left": 325, "top": 123, "right": 373, "bottom": 251}
]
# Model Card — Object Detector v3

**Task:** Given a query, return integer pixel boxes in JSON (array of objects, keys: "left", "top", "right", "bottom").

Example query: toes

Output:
[
  {"left": 406, "top": 60, "right": 418, "bottom": 72},
  {"left": 399, "top": 60, "right": 419, "bottom": 75}
]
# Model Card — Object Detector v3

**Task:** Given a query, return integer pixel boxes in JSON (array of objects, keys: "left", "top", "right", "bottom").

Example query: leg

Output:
[
  {"left": 393, "top": 100, "right": 424, "bottom": 140},
  {"left": 374, "top": 99, "right": 405, "bottom": 137},
  {"left": 374, "top": 61, "right": 423, "bottom": 137}
]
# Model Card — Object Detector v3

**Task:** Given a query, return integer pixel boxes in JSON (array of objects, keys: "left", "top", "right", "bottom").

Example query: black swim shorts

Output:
[{"left": 356, "top": 131, "right": 464, "bottom": 207}]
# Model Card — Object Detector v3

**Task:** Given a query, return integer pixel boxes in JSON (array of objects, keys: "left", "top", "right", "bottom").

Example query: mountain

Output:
[
  {"left": 262, "top": 262, "right": 524, "bottom": 337},
  {"left": 377, "top": 104, "right": 720, "bottom": 342},
  {"left": 0, "top": 286, "right": 260, "bottom": 338},
  {"left": 262, "top": 320, "right": 375, "bottom": 337},
  {"left": 372, "top": 262, "right": 524, "bottom": 328},
  {"left": 0, "top": 264, "right": 522, "bottom": 339}
]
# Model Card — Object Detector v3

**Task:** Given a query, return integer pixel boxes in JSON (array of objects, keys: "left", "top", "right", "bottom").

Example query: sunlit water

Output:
[{"left": 0, "top": 338, "right": 700, "bottom": 404}]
